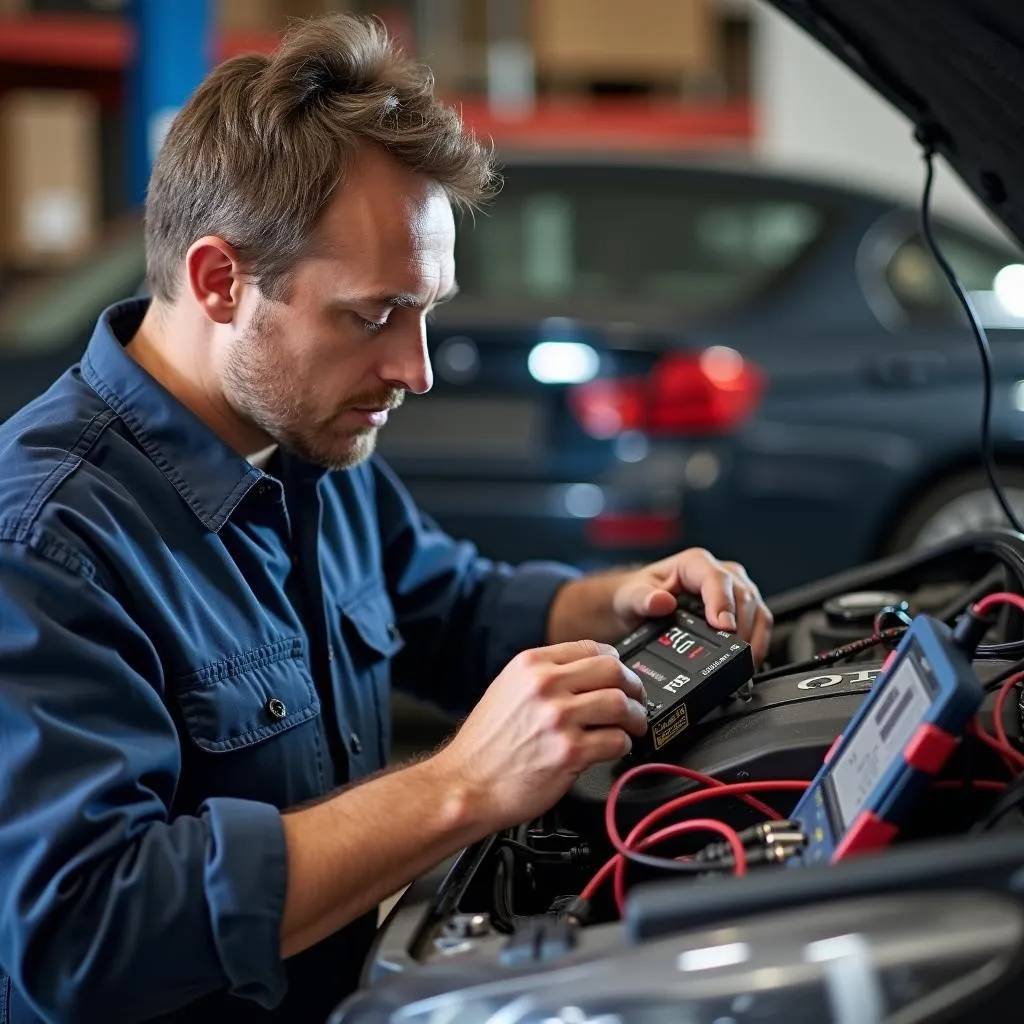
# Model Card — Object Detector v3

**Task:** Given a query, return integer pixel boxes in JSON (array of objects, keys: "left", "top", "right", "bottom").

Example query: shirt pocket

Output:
[
  {"left": 337, "top": 580, "right": 406, "bottom": 773},
  {"left": 172, "top": 637, "right": 328, "bottom": 810}
]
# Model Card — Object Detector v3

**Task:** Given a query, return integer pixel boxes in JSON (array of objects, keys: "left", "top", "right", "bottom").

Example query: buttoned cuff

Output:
[{"left": 203, "top": 797, "right": 289, "bottom": 1009}]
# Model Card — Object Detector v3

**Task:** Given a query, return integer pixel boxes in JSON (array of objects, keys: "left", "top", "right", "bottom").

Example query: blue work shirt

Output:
[{"left": 0, "top": 300, "right": 577, "bottom": 1023}]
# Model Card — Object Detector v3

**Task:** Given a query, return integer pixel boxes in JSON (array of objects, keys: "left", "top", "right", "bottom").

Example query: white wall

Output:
[{"left": 751, "top": 4, "right": 1012, "bottom": 243}]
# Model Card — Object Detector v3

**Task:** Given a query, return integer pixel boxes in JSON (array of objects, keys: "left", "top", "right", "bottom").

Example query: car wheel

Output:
[{"left": 887, "top": 469, "right": 1024, "bottom": 553}]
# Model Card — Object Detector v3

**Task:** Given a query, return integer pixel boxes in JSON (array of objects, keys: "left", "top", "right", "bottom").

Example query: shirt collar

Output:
[{"left": 81, "top": 299, "right": 267, "bottom": 533}]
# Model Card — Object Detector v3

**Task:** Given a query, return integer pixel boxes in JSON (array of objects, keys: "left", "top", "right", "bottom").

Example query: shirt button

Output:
[
  {"left": 349, "top": 732, "right": 362, "bottom": 755},
  {"left": 327, "top": 644, "right": 334, "bottom": 662},
  {"left": 266, "top": 697, "right": 287, "bottom": 720},
  {"left": 255, "top": 481, "right": 272, "bottom": 497},
  {"left": 387, "top": 623, "right": 401, "bottom": 642}
]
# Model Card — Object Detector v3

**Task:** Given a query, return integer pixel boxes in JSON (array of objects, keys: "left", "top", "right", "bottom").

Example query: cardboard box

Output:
[
  {"left": 218, "top": 0, "right": 341, "bottom": 34},
  {"left": 0, "top": 90, "right": 100, "bottom": 268},
  {"left": 532, "top": 0, "right": 719, "bottom": 83},
  {"left": 219, "top": 0, "right": 280, "bottom": 32}
]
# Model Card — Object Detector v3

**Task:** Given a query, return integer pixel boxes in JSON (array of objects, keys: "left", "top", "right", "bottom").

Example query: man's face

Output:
[{"left": 220, "top": 146, "right": 456, "bottom": 469}]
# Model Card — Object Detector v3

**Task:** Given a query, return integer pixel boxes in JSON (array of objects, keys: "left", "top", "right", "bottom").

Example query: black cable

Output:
[
  {"left": 936, "top": 567, "right": 1007, "bottom": 625},
  {"left": 493, "top": 838, "right": 585, "bottom": 864},
  {"left": 919, "top": 142, "right": 1024, "bottom": 534},
  {"left": 972, "top": 771, "right": 1024, "bottom": 831},
  {"left": 491, "top": 848, "right": 517, "bottom": 934},
  {"left": 981, "top": 656, "right": 1024, "bottom": 693},
  {"left": 757, "top": 620, "right": 1024, "bottom": 685},
  {"left": 616, "top": 847, "right": 730, "bottom": 874},
  {"left": 753, "top": 628, "right": 906, "bottom": 683}
]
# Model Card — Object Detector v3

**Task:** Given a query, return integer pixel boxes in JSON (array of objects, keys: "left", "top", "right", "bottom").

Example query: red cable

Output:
[
  {"left": 584, "top": 777, "right": 808, "bottom": 908},
  {"left": 606, "top": 763, "right": 787, "bottom": 838},
  {"left": 993, "top": 672, "right": 1024, "bottom": 756},
  {"left": 605, "top": 777, "right": 805, "bottom": 857},
  {"left": 969, "top": 720, "right": 1024, "bottom": 773},
  {"left": 608, "top": 778, "right": 806, "bottom": 912},
  {"left": 611, "top": 818, "right": 746, "bottom": 914},
  {"left": 973, "top": 592, "right": 1024, "bottom": 618}
]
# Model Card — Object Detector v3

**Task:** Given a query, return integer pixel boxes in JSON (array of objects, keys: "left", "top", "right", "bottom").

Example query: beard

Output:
[{"left": 223, "top": 300, "right": 404, "bottom": 470}]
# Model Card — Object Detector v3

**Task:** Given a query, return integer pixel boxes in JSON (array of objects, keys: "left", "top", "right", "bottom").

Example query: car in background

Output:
[{"left": 1, "top": 154, "right": 1022, "bottom": 595}]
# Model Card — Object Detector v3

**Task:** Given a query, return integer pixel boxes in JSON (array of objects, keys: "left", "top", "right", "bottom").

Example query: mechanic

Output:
[{"left": 0, "top": 14, "right": 772, "bottom": 1024}]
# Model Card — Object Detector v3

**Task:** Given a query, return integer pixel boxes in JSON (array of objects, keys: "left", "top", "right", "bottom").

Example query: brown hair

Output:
[{"left": 144, "top": 13, "right": 497, "bottom": 302}]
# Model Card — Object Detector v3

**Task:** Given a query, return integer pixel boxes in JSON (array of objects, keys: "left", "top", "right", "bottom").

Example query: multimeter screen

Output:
[{"left": 827, "top": 656, "right": 935, "bottom": 830}]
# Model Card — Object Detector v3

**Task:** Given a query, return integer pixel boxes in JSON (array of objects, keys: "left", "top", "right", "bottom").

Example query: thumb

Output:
[{"left": 616, "top": 580, "right": 677, "bottom": 620}]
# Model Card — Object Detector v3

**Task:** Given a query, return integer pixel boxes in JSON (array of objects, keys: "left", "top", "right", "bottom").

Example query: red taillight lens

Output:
[
  {"left": 586, "top": 512, "right": 681, "bottom": 548},
  {"left": 569, "top": 347, "right": 764, "bottom": 438}
]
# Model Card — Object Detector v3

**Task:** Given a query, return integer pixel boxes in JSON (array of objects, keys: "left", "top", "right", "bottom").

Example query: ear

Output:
[{"left": 184, "top": 236, "right": 245, "bottom": 325}]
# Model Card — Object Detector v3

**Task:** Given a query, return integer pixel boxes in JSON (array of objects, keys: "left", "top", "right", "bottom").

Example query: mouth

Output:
[{"left": 347, "top": 407, "right": 391, "bottom": 428}]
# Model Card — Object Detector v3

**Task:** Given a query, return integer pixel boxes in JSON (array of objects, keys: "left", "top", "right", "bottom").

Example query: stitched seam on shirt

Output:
[
  {"left": 188, "top": 701, "right": 320, "bottom": 752},
  {"left": 82, "top": 354, "right": 260, "bottom": 533},
  {"left": 338, "top": 574, "right": 389, "bottom": 612},
  {"left": 0, "top": 971, "right": 10, "bottom": 1024},
  {"left": 13, "top": 408, "right": 116, "bottom": 533},
  {"left": 0, "top": 528, "right": 103, "bottom": 583},
  {"left": 176, "top": 636, "right": 306, "bottom": 690}
]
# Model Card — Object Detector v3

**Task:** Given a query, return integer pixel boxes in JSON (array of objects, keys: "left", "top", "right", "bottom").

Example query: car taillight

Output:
[{"left": 569, "top": 346, "right": 764, "bottom": 438}]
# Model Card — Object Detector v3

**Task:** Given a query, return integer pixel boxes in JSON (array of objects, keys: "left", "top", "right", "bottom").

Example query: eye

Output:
[{"left": 355, "top": 315, "right": 388, "bottom": 336}]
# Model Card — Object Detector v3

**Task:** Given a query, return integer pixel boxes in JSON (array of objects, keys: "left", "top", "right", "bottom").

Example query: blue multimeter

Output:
[{"left": 788, "top": 615, "right": 983, "bottom": 866}]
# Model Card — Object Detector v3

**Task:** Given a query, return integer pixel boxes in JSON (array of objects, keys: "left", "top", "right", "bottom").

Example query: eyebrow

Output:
[{"left": 359, "top": 282, "right": 460, "bottom": 311}]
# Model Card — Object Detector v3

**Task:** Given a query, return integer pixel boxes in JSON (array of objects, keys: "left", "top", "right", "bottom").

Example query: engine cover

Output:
[{"left": 561, "top": 658, "right": 1012, "bottom": 837}]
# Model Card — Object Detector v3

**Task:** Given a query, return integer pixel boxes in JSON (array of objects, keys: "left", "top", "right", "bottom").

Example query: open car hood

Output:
[{"left": 764, "top": 1, "right": 1024, "bottom": 247}]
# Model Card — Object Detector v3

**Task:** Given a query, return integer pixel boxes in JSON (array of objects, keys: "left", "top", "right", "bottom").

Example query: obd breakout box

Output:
[{"left": 615, "top": 606, "right": 754, "bottom": 759}]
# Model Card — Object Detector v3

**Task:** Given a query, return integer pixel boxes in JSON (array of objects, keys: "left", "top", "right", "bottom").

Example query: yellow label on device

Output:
[{"left": 653, "top": 703, "right": 690, "bottom": 749}]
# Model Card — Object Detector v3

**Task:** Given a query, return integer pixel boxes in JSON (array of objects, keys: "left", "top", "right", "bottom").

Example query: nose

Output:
[{"left": 378, "top": 317, "right": 433, "bottom": 396}]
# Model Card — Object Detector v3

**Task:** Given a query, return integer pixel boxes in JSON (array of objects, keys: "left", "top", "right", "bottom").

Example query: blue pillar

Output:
[{"left": 126, "top": 0, "right": 213, "bottom": 207}]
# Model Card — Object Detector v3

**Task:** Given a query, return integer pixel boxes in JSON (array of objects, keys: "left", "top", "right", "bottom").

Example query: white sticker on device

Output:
[{"left": 828, "top": 658, "right": 932, "bottom": 830}]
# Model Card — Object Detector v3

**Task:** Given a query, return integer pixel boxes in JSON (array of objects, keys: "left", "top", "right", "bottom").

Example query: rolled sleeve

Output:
[
  {"left": 0, "top": 536, "right": 289, "bottom": 1021},
  {"left": 373, "top": 458, "right": 581, "bottom": 712},
  {"left": 203, "top": 797, "right": 289, "bottom": 1005}
]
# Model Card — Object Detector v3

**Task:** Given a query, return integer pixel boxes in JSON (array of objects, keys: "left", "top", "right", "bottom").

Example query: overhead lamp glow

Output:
[
  {"left": 994, "top": 264, "right": 1024, "bottom": 317},
  {"left": 528, "top": 341, "right": 599, "bottom": 385},
  {"left": 564, "top": 483, "right": 605, "bottom": 519}
]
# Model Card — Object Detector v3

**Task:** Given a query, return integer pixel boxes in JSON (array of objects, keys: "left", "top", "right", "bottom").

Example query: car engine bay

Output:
[{"left": 333, "top": 529, "right": 1024, "bottom": 1023}]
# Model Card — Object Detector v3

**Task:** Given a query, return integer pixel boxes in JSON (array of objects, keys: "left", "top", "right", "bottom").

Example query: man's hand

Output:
[
  {"left": 431, "top": 640, "right": 649, "bottom": 833},
  {"left": 548, "top": 549, "right": 773, "bottom": 665}
]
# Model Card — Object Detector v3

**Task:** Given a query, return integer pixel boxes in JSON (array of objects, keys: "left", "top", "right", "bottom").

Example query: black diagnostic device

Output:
[{"left": 615, "top": 604, "right": 754, "bottom": 758}]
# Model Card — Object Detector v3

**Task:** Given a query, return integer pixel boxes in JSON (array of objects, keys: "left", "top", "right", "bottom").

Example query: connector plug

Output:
[
  {"left": 952, "top": 608, "right": 996, "bottom": 657},
  {"left": 559, "top": 896, "right": 591, "bottom": 927}
]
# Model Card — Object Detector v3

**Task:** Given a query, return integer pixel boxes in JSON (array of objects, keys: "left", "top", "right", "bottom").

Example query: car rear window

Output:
[{"left": 453, "top": 164, "right": 828, "bottom": 316}]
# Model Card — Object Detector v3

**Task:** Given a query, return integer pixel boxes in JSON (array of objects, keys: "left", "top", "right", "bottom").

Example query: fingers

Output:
[
  {"left": 557, "top": 654, "right": 647, "bottom": 704},
  {"left": 517, "top": 643, "right": 646, "bottom": 704},
  {"left": 558, "top": 686, "right": 649, "bottom": 737},
  {"left": 613, "top": 578, "right": 677, "bottom": 621},
  {"left": 574, "top": 727, "right": 635, "bottom": 766},
  {"left": 749, "top": 608, "right": 773, "bottom": 666},
  {"left": 698, "top": 566, "right": 738, "bottom": 633},
  {"left": 720, "top": 560, "right": 772, "bottom": 663},
  {"left": 528, "top": 639, "right": 619, "bottom": 665},
  {"left": 733, "top": 583, "right": 757, "bottom": 636}
]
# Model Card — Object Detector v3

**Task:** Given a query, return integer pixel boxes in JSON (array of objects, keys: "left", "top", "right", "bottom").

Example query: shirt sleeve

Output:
[
  {"left": 372, "top": 457, "right": 582, "bottom": 713},
  {"left": 0, "top": 533, "right": 290, "bottom": 1022}
]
